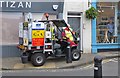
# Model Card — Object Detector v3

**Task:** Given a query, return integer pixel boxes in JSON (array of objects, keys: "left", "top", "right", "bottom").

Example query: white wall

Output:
[{"left": 63, "top": 0, "right": 92, "bottom": 53}]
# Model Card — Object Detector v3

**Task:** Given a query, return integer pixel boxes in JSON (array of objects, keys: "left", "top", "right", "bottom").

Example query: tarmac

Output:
[{"left": 1, "top": 51, "right": 120, "bottom": 70}]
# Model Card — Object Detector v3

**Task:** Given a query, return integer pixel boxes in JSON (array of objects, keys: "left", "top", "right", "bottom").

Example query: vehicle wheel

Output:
[
  {"left": 31, "top": 53, "right": 46, "bottom": 66},
  {"left": 72, "top": 49, "right": 81, "bottom": 61}
]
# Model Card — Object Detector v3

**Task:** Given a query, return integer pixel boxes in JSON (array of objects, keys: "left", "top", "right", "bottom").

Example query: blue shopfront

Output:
[{"left": 91, "top": 0, "right": 120, "bottom": 53}]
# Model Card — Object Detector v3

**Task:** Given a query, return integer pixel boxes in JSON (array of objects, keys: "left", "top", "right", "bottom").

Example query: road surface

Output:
[{"left": 1, "top": 58, "right": 119, "bottom": 77}]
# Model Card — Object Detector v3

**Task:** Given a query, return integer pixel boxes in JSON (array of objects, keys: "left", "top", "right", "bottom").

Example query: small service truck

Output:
[{"left": 17, "top": 16, "right": 81, "bottom": 66}]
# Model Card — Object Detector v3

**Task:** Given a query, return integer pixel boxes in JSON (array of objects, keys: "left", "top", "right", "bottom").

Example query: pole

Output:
[
  {"left": 94, "top": 55, "right": 103, "bottom": 78},
  {"left": 66, "top": 42, "right": 72, "bottom": 63}
]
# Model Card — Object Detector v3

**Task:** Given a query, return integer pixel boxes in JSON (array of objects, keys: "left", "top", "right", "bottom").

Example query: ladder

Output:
[{"left": 43, "top": 22, "right": 53, "bottom": 53}]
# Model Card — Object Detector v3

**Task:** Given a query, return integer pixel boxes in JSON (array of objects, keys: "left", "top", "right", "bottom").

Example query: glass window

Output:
[
  {"left": 118, "top": 2, "right": 120, "bottom": 34},
  {"left": 96, "top": 2, "right": 118, "bottom": 43}
]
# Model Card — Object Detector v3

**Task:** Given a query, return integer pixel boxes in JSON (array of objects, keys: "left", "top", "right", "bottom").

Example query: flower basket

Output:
[{"left": 85, "top": 7, "right": 98, "bottom": 19}]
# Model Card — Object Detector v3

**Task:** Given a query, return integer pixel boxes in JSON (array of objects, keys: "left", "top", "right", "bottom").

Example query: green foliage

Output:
[{"left": 85, "top": 7, "right": 98, "bottom": 19}]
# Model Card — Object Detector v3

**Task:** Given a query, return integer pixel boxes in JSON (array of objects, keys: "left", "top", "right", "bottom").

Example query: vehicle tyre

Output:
[
  {"left": 72, "top": 49, "right": 81, "bottom": 61},
  {"left": 31, "top": 53, "right": 46, "bottom": 66}
]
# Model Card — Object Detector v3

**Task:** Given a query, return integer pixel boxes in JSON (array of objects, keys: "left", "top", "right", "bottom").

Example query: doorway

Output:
[{"left": 67, "top": 12, "right": 83, "bottom": 51}]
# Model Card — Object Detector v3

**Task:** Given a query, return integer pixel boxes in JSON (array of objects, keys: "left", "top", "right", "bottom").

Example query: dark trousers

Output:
[{"left": 107, "top": 31, "right": 113, "bottom": 42}]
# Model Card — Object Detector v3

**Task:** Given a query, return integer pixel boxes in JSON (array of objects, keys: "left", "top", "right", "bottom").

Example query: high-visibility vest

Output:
[
  {"left": 65, "top": 28, "right": 74, "bottom": 41},
  {"left": 50, "top": 27, "right": 55, "bottom": 40}
]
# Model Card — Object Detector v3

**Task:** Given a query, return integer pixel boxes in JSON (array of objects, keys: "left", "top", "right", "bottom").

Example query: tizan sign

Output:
[
  {"left": 0, "top": 1, "right": 32, "bottom": 8},
  {"left": 0, "top": 2, "right": 64, "bottom": 13}
]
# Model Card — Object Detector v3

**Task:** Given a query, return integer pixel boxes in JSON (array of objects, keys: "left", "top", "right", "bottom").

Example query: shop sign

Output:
[
  {"left": 52, "top": 5, "right": 58, "bottom": 11},
  {"left": 0, "top": 1, "right": 31, "bottom": 8},
  {"left": 1, "top": 2, "right": 64, "bottom": 13}
]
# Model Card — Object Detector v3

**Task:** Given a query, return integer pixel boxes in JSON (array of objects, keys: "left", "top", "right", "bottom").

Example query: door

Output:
[{"left": 67, "top": 13, "right": 82, "bottom": 51}]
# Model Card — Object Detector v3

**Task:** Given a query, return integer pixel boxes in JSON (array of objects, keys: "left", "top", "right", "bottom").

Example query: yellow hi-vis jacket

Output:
[
  {"left": 65, "top": 28, "right": 74, "bottom": 41},
  {"left": 50, "top": 26, "right": 55, "bottom": 40}
]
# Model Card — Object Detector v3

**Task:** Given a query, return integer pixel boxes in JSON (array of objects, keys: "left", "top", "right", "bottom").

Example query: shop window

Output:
[
  {"left": 118, "top": 2, "right": 120, "bottom": 34},
  {"left": 96, "top": 2, "right": 118, "bottom": 43}
]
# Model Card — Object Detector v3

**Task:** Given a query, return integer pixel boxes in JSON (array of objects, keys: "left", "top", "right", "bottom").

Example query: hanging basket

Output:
[{"left": 85, "top": 7, "right": 98, "bottom": 19}]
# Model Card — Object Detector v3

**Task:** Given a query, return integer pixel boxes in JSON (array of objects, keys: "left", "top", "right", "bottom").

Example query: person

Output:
[
  {"left": 107, "top": 19, "right": 114, "bottom": 42},
  {"left": 63, "top": 24, "right": 74, "bottom": 41},
  {"left": 61, "top": 24, "right": 78, "bottom": 47},
  {"left": 50, "top": 25, "right": 56, "bottom": 40}
]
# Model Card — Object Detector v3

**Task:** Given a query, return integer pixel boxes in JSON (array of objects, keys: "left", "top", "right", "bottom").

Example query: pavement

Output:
[{"left": 1, "top": 51, "right": 120, "bottom": 70}]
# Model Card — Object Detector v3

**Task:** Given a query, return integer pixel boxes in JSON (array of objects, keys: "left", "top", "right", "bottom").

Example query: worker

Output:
[
  {"left": 61, "top": 24, "right": 77, "bottom": 49},
  {"left": 63, "top": 24, "right": 74, "bottom": 41},
  {"left": 50, "top": 25, "right": 56, "bottom": 40},
  {"left": 50, "top": 22, "right": 59, "bottom": 45}
]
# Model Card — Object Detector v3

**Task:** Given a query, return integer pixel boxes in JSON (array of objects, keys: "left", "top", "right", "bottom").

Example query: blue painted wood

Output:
[
  {"left": 92, "top": 43, "right": 119, "bottom": 49},
  {"left": 91, "top": 0, "right": 97, "bottom": 53}
]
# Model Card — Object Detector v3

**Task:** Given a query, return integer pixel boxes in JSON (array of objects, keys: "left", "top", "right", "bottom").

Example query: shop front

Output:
[
  {"left": 1, "top": 1, "right": 64, "bottom": 57},
  {"left": 91, "top": 1, "right": 120, "bottom": 53}
]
